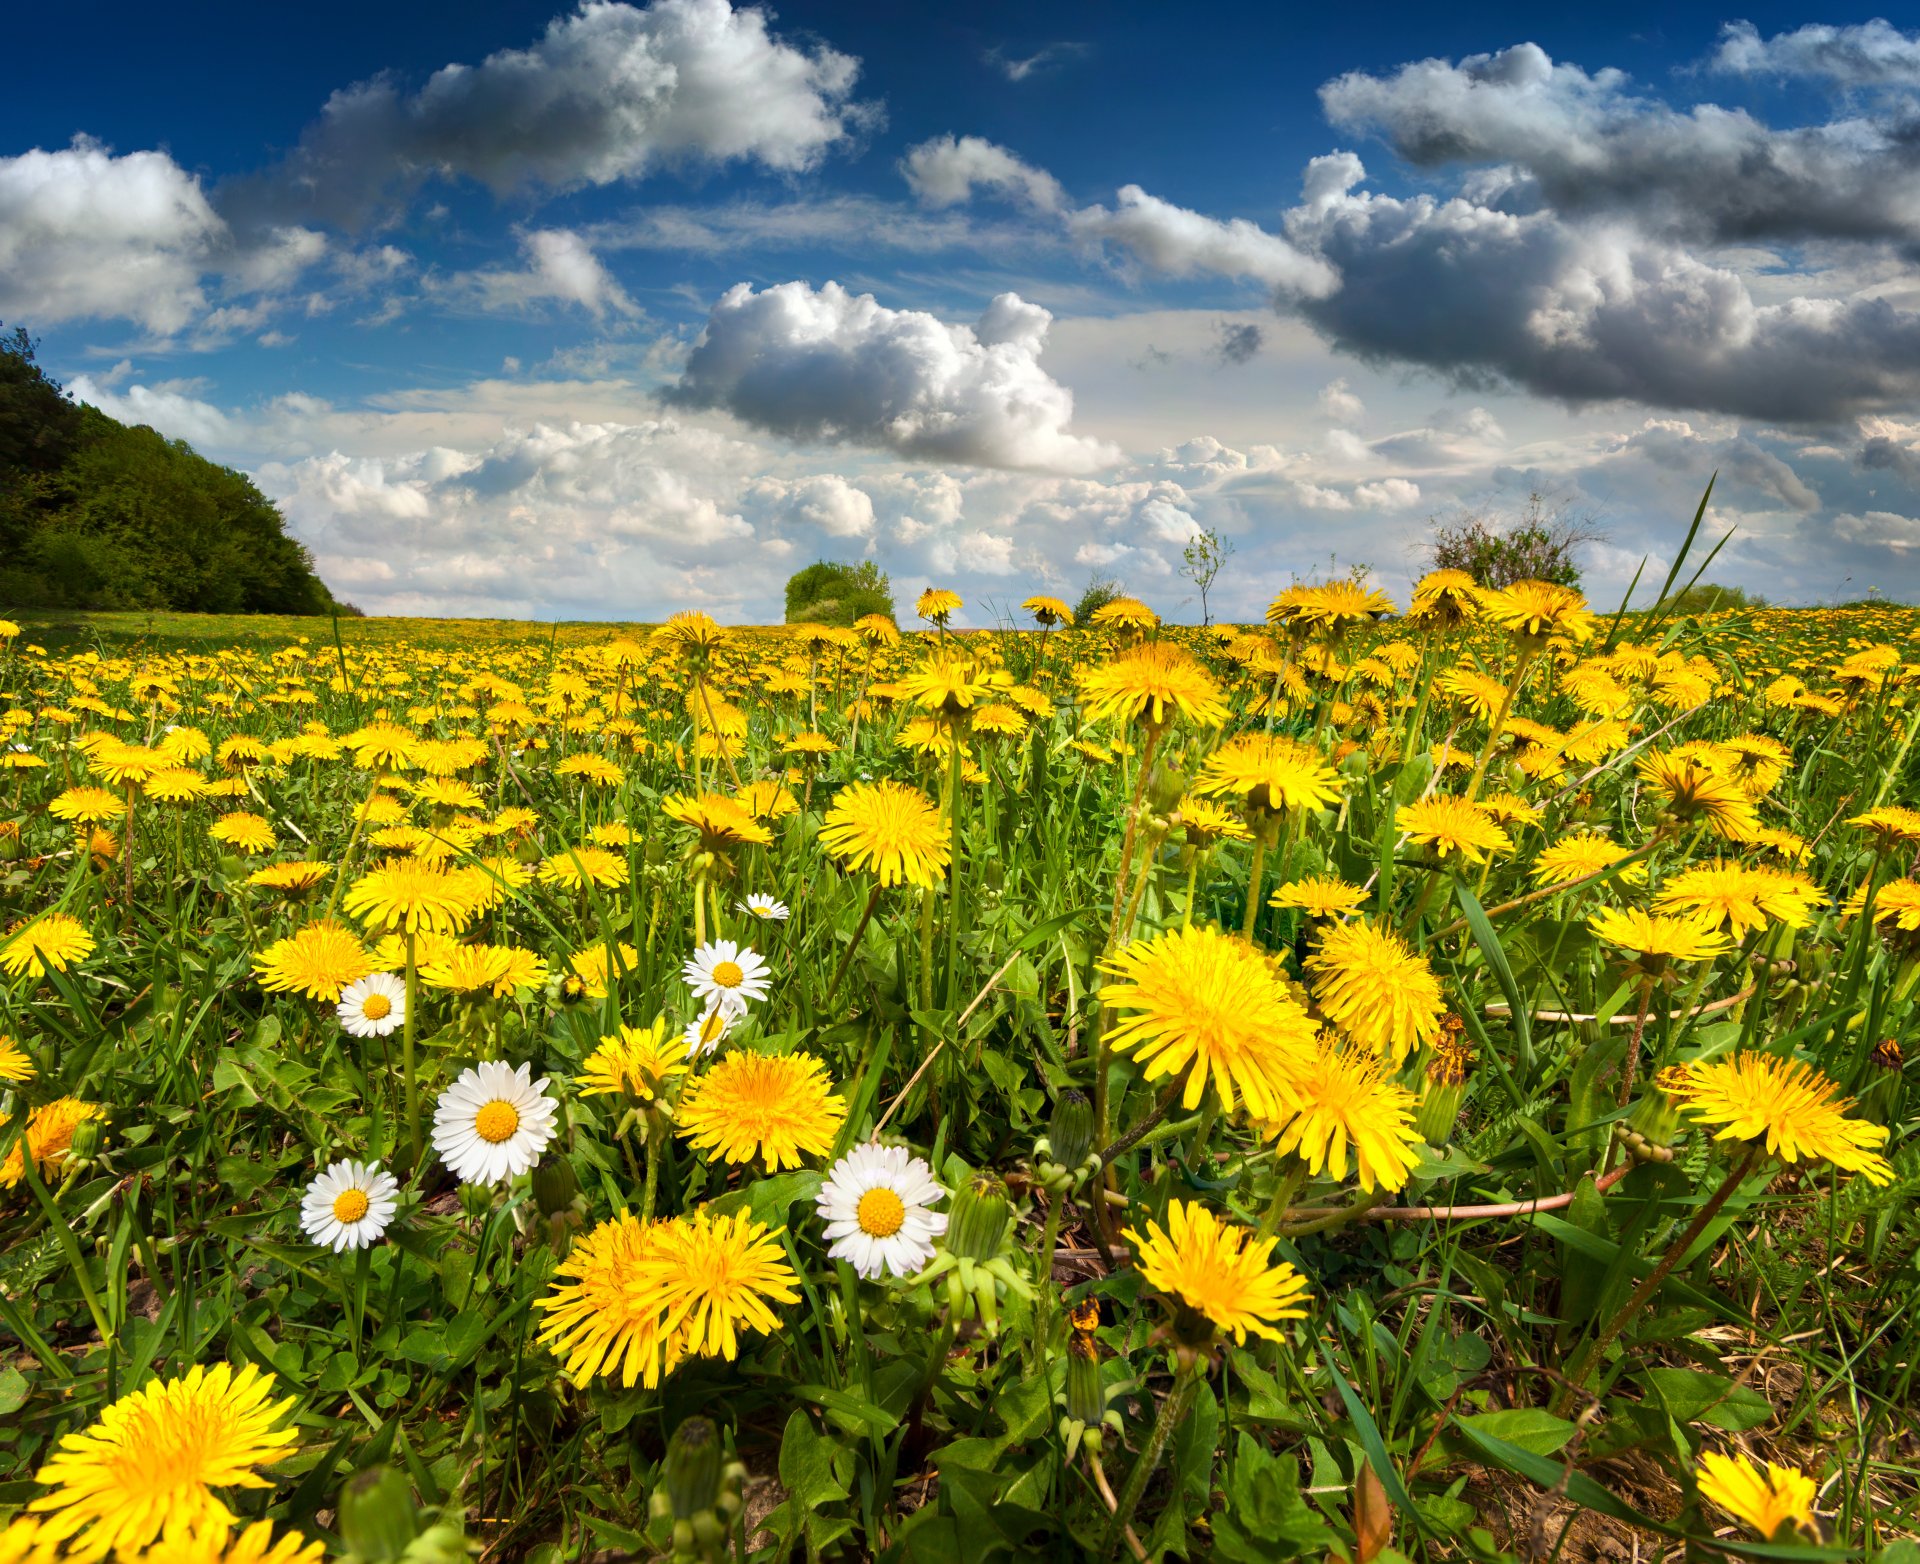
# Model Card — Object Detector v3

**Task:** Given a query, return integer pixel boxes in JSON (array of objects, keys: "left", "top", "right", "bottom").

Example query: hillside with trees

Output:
[{"left": 0, "top": 325, "right": 346, "bottom": 614}]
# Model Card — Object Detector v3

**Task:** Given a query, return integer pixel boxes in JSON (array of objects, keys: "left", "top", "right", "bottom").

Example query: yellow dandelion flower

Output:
[
  {"left": 209, "top": 812, "right": 276, "bottom": 855},
  {"left": 1407, "top": 570, "right": 1481, "bottom": 628},
  {"left": 1089, "top": 597, "right": 1159, "bottom": 632},
  {"left": 676, "top": 1051, "right": 846, "bottom": 1170},
  {"left": 916, "top": 588, "right": 963, "bottom": 625},
  {"left": 1679, "top": 1053, "right": 1892, "bottom": 1184},
  {"left": 537, "top": 845, "right": 630, "bottom": 891},
  {"left": 568, "top": 940, "right": 640, "bottom": 998},
  {"left": 1847, "top": 805, "right": 1920, "bottom": 847},
  {"left": 139, "top": 1518, "right": 326, "bottom": 1564},
  {"left": 1100, "top": 925, "right": 1318, "bottom": 1117},
  {"left": 1696, "top": 1452, "right": 1818, "bottom": 1542},
  {"left": 1259, "top": 1040, "right": 1423, "bottom": 1191},
  {"left": 819, "top": 780, "right": 951, "bottom": 888},
  {"left": 1124, "top": 1199, "right": 1311, "bottom": 1344},
  {"left": 27, "top": 1363, "right": 298, "bottom": 1561},
  {"left": 1305, "top": 918, "right": 1446, "bottom": 1062},
  {"left": 0, "top": 1097, "right": 104, "bottom": 1189},
  {"left": 1655, "top": 862, "right": 1824, "bottom": 938},
  {"left": 1477, "top": 580, "right": 1596, "bottom": 645},
  {"left": 1588, "top": 907, "right": 1732, "bottom": 965},
  {"left": 535, "top": 1211, "right": 673, "bottom": 1387},
  {"left": 661, "top": 792, "right": 774, "bottom": 851},
  {"left": 1396, "top": 795, "right": 1512, "bottom": 865},
  {"left": 1079, "top": 641, "right": 1228, "bottom": 730},
  {"left": 2, "top": 914, "right": 95, "bottom": 979},
  {"left": 635, "top": 1208, "right": 802, "bottom": 1370},
  {"left": 48, "top": 787, "right": 125, "bottom": 825},
  {"left": 577, "top": 1020, "right": 689, "bottom": 1102},
  {"left": 342, "top": 862, "right": 482, "bottom": 936},
  {"left": 1179, "top": 798, "right": 1254, "bottom": 848},
  {"left": 245, "top": 862, "right": 331, "bottom": 896},
  {"left": 0, "top": 1035, "right": 35, "bottom": 1084},
  {"left": 1193, "top": 733, "right": 1343, "bottom": 813},
  {"left": 1639, "top": 752, "right": 1759, "bottom": 842},
  {"left": 252, "top": 922, "right": 374, "bottom": 1002},
  {"left": 1023, "top": 594, "right": 1075, "bottom": 626},
  {"left": 1531, "top": 833, "right": 1646, "bottom": 888},
  {"left": 1269, "top": 875, "right": 1366, "bottom": 919}
]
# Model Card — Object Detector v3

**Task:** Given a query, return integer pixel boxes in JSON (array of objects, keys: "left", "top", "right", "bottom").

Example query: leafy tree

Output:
[
  {"left": 0, "top": 323, "right": 343, "bottom": 613},
  {"left": 1073, "top": 573, "right": 1124, "bottom": 624},
  {"left": 1423, "top": 491, "right": 1604, "bottom": 589},
  {"left": 1179, "top": 526, "right": 1235, "bottom": 626},
  {"left": 785, "top": 559, "right": 894, "bottom": 627}
]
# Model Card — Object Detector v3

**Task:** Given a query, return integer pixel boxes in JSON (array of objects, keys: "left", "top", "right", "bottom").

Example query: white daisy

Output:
[
  {"left": 682, "top": 939, "right": 771, "bottom": 1018},
  {"left": 683, "top": 1002, "right": 734, "bottom": 1058},
  {"left": 737, "top": 894, "right": 791, "bottom": 923},
  {"left": 299, "top": 1158, "right": 399, "bottom": 1252},
  {"left": 337, "top": 972, "right": 406, "bottom": 1038},
  {"left": 816, "top": 1142, "right": 949, "bottom": 1279},
  {"left": 431, "top": 1060, "right": 558, "bottom": 1187}
]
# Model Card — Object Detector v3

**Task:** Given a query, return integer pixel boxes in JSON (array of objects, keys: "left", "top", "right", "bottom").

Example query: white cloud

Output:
[
  {"left": 1319, "top": 378, "right": 1365, "bottom": 423},
  {"left": 438, "top": 229, "right": 641, "bottom": 320},
  {"left": 0, "top": 140, "right": 224, "bottom": 334},
  {"left": 243, "top": 0, "right": 870, "bottom": 225},
  {"left": 897, "top": 136, "right": 1336, "bottom": 297},
  {"left": 902, "top": 134, "right": 1064, "bottom": 211},
  {"left": 67, "top": 375, "right": 239, "bottom": 447},
  {"left": 1711, "top": 20, "right": 1920, "bottom": 88},
  {"left": 671, "top": 280, "right": 1121, "bottom": 472},
  {"left": 1070, "top": 184, "right": 1339, "bottom": 296},
  {"left": 751, "top": 472, "right": 876, "bottom": 538}
]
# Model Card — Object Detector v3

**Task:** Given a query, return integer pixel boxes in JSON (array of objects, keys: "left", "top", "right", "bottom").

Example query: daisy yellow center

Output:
[
  {"left": 332, "top": 1189, "right": 371, "bottom": 1224},
  {"left": 475, "top": 1101, "right": 520, "bottom": 1143},
  {"left": 711, "top": 959, "right": 745, "bottom": 988},
  {"left": 856, "top": 1187, "right": 906, "bottom": 1237},
  {"left": 361, "top": 993, "right": 392, "bottom": 1020}
]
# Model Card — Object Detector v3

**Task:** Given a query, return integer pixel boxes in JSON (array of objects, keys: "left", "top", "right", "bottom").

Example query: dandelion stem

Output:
[
  {"left": 1562, "top": 1144, "right": 1763, "bottom": 1400},
  {"left": 402, "top": 930, "right": 422, "bottom": 1174},
  {"left": 1105, "top": 1358, "right": 1201, "bottom": 1557}
]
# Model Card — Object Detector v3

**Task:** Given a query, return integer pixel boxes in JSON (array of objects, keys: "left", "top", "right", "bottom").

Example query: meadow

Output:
[{"left": 1, "top": 578, "right": 1917, "bottom": 1563}]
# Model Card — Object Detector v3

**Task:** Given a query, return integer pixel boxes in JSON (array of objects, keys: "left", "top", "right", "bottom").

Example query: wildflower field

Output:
[{"left": 2, "top": 572, "right": 1919, "bottom": 1564}]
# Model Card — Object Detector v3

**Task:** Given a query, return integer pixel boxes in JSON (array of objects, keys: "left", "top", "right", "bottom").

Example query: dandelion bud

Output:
[
  {"left": 1146, "top": 762, "right": 1187, "bottom": 815},
  {"left": 1063, "top": 1331, "right": 1105, "bottom": 1432},
  {"left": 663, "top": 1416, "right": 723, "bottom": 1519},
  {"left": 1414, "top": 1032, "right": 1473, "bottom": 1146},
  {"left": 945, "top": 1171, "right": 1012, "bottom": 1261},
  {"left": 1858, "top": 1038, "right": 1906, "bottom": 1126},
  {"left": 339, "top": 1465, "right": 420, "bottom": 1563},
  {"left": 67, "top": 1114, "right": 106, "bottom": 1167},
  {"left": 531, "top": 1153, "right": 579, "bottom": 1217},
  {"left": 1042, "top": 1089, "right": 1095, "bottom": 1174}
]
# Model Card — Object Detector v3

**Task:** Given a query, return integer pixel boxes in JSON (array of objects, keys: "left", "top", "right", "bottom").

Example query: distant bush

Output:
[
  {"left": 1074, "top": 573, "right": 1125, "bottom": 624},
  {"left": 1653, "top": 583, "right": 1768, "bottom": 615},
  {"left": 1424, "top": 491, "right": 1603, "bottom": 589},
  {"left": 785, "top": 560, "right": 895, "bottom": 627}
]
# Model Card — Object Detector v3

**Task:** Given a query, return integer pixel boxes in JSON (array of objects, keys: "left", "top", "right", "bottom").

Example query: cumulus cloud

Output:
[
  {"left": 902, "top": 134, "right": 1064, "bottom": 211},
  {"left": 437, "top": 229, "right": 641, "bottom": 319},
  {"left": 1319, "top": 379, "right": 1365, "bottom": 424},
  {"left": 1711, "top": 20, "right": 1920, "bottom": 89},
  {"left": 1320, "top": 41, "right": 1920, "bottom": 250},
  {"left": 897, "top": 136, "right": 1336, "bottom": 296},
  {"left": 1280, "top": 152, "right": 1920, "bottom": 424},
  {"left": 670, "top": 280, "right": 1120, "bottom": 472},
  {"left": 67, "top": 375, "right": 240, "bottom": 448},
  {"left": 1070, "top": 184, "right": 1339, "bottom": 295},
  {"left": 750, "top": 472, "right": 876, "bottom": 538},
  {"left": 0, "top": 140, "right": 224, "bottom": 334},
  {"left": 236, "top": 0, "right": 870, "bottom": 227}
]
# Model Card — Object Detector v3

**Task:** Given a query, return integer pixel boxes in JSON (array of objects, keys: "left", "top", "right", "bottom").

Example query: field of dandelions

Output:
[{"left": 2, "top": 558, "right": 1919, "bottom": 1562}]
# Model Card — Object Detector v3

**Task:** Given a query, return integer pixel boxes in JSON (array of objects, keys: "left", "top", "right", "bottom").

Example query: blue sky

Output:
[{"left": 6, "top": 1, "right": 1920, "bottom": 620}]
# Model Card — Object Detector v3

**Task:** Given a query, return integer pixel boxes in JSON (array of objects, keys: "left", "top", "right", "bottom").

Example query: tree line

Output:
[{"left": 0, "top": 325, "right": 348, "bottom": 615}]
